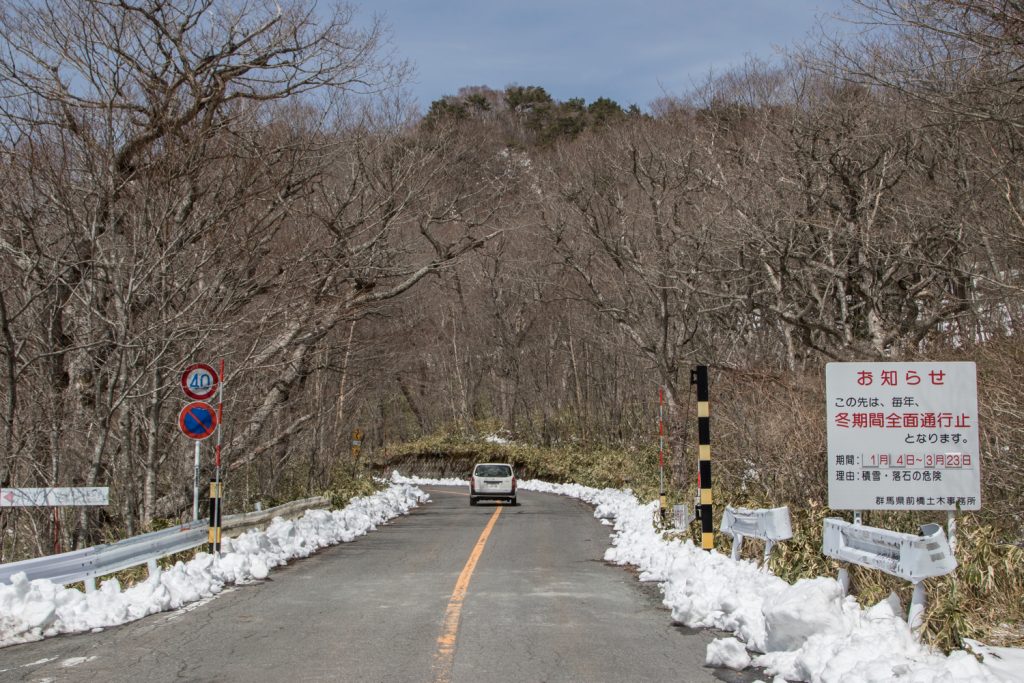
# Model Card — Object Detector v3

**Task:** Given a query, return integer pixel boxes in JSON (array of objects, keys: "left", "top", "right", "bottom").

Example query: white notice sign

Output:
[
  {"left": 0, "top": 487, "right": 109, "bottom": 507},
  {"left": 826, "top": 362, "right": 980, "bottom": 511}
]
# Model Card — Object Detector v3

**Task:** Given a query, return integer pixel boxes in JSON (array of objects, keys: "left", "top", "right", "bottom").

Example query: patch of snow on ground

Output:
[
  {"left": 707, "top": 637, "right": 752, "bottom": 670},
  {"left": 60, "top": 656, "right": 97, "bottom": 667},
  {"left": 0, "top": 482, "right": 427, "bottom": 648},
  {"left": 395, "top": 474, "right": 1017, "bottom": 683}
]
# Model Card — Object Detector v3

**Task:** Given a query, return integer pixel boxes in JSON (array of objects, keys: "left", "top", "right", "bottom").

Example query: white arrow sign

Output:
[{"left": 0, "top": 487, "right": 109, "bottom": 507}]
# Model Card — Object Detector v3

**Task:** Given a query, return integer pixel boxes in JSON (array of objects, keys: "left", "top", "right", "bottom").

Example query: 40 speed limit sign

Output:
[{"left": 181, "top": 363, "right": 219, "bottom": 400}]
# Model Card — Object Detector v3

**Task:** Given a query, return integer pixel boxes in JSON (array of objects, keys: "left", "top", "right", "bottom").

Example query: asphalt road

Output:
[{"left": 0, "top": 487, "right": 763, "bottom": 683}]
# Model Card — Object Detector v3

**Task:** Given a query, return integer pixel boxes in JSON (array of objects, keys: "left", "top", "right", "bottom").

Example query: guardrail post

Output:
[
  {"left": 208, "top": 479, "right": 222, "bottom": 554},
  {"left": 730, "top": 533, "right": 744, "bottom": 561},
  {"left": 837, "top": 568, "right": 850, "bottom": 596},
  {"left": 84, "top": 576, "right": 96, "bottom": 593},
  {"left": 908, "top": 581, "right": 927, "bottom": 632}
]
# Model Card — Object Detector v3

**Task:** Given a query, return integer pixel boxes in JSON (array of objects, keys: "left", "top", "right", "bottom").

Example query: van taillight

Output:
[
  {"left": 511, "top": 476, "right": 516, "bottom": 492},
  {"left": 470, "top": 477, "right": 475, "bottom": 491}
]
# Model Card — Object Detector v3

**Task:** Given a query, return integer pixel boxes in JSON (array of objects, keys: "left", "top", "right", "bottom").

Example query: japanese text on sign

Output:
[{"left": 825, "top": 362, "right": 981, "bottom": 511}]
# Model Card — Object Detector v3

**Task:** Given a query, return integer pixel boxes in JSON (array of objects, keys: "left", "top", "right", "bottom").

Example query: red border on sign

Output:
[
  {"left": 179, "top": 401, "right": 218, "bottom": 440},
  {"left": 181, "top": 363, "right": 219, "bottom": 400}
]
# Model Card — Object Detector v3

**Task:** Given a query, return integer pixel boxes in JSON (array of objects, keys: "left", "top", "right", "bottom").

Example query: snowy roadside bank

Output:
[
  {"left": 0, "top": 483, "right": 428, "bottom": 648},
  {"left": 395, "top": 474, "right": 1020, "bottom": 683}
]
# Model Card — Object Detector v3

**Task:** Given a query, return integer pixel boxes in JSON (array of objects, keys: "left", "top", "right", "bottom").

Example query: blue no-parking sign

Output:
[{"left": 178, "top": 401, "right": 218, "bottom": 440}]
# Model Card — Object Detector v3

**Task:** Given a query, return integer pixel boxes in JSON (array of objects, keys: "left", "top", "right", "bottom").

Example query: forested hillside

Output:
[{"left": 0, "top": 0, "right": 1020, "bottom": 611}]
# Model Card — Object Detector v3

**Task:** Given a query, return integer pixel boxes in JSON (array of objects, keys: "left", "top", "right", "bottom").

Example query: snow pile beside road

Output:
[
  {"left": 396, "top": 474, "right": 467, "bottom": 487},
  {"left": 397, "top": 474, "right": 1011, "bottom": 682},
  {"left": 0, "top": 483, "right": 428, "bottom": 648}
]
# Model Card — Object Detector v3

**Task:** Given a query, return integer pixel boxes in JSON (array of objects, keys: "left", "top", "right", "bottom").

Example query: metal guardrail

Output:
[
  {"left": 0, "top": 496, "right": 329, "bottom": 591},
  {"left": 822, "top": 517, "right": 957, "bottom": 630},
  {"left": 222, "top": 496, "right": 330, "bottom": 537},
  {"left": 822, "top": 518, "right": 957, "bottom": 583},
  {"left": 721, "top": 506, "right": 793, "bottom": 564}
]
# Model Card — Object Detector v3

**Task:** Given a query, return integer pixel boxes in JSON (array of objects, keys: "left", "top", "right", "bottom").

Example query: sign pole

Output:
[{"left": 192, "top": 440, "right": 201, "bottom": 522}]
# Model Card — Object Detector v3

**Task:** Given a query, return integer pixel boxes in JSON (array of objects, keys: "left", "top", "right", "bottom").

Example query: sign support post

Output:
[{"left": 192, "top": 440, "right": 201, "bottom": 522}]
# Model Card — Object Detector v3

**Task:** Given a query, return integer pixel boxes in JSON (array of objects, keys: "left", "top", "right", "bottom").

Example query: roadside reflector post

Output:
[
  {"left": 691, "top": 365, "right": 713, "bottom": 551},
  {"left": 208, "top": 478, "right": 222, "bottom": 554}
]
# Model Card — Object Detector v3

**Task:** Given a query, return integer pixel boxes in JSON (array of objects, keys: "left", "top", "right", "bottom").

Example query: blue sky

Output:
[{"left": 368, "top": 0, "right": 850, "bottom": 112}]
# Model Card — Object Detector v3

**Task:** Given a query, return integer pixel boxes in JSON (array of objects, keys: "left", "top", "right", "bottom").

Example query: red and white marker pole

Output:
[{"left": 659, "top": 386, "right": 666, "bottom": 518}]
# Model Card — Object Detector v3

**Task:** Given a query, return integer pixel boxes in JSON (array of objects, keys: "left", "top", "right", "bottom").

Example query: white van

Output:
[{"left": 469, "top": 463, "right": 517, "bottom": 506}]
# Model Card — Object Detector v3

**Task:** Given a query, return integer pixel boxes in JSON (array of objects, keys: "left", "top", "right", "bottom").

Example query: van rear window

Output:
[{"left": 474, "top": 465, "right": 512, "bottom": 477}]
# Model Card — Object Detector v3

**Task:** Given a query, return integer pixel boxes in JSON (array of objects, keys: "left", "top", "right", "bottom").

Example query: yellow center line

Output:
[{"left": 432, "top": 505, "right": 502, "bottom": 683}]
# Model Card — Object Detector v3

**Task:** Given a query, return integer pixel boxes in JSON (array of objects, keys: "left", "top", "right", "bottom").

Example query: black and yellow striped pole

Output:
[
  {"left": 208, "top": 478, "right": 222, "bottom": 553},
  {"left": 691, "top": 365, "right": 714, "bottom": 551}
]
